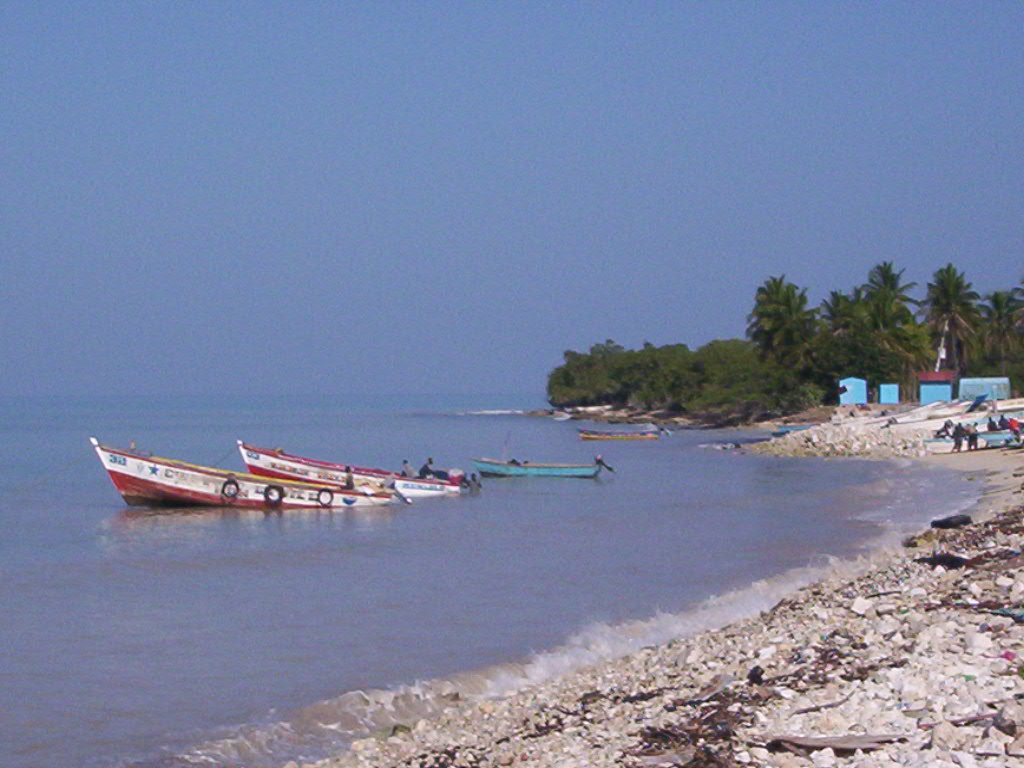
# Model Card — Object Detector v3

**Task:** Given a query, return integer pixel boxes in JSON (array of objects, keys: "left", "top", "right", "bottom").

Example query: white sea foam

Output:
[
  {"left": 455, "top": 409, "right": 526, "bottom": 416},
  {"left": 173, "top": 548, "right": 895, "bottom": 768}
]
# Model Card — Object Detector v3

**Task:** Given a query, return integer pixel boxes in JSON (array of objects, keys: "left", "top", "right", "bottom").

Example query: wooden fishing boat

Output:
[
  {"left": 578, "top": 427, "right": 659, "bottom": 441},
  {"left": 472, "top": 456, "right": 611, "bottom": 478},
  {"left": 237, "top": 441, "right": 465, "bottom": 498},
  {"left": 90, "top": 438, "right": 397, "bottom": 509}
]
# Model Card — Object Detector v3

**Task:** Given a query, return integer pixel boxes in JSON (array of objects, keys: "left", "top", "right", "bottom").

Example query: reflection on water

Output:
[{"left": 98, "top": 506, "right": 398, "bottom": 555}]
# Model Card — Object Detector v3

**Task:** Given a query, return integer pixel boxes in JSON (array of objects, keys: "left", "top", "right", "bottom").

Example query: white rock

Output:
[
  {"left": 851, "top": 596, "right": 873, "bottom": 616},
  {"left": 966, "top": 632, "right": 994, "bottom": 654}
]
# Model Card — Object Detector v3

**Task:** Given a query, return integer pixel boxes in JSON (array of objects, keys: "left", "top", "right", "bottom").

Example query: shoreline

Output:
[{"left": 302, "top": 448, "right": 1024, "bottom": 768}]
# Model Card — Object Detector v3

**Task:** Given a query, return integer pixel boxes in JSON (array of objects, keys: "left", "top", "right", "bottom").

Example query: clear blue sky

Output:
[{"left": 3, "top": 2, "right": 1021, "bottom": 399}]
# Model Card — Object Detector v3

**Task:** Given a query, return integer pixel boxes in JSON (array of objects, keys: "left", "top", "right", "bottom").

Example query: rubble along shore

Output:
[{"left": 294, "top": 449, "right": 1024, "bottom": 768}]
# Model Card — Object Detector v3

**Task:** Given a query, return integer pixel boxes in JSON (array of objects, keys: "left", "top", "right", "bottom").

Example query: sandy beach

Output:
[{"left": 297, "top": 439, "right": 1024, "bottom": 768}]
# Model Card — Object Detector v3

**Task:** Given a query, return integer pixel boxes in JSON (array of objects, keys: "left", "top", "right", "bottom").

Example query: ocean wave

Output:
[{"left": 163, "top": 552, "right": 884, "bottom": 768}]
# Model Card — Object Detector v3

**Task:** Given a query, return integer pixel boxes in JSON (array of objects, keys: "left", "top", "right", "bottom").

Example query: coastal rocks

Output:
[
  {"left": 309, "top": 505, "right": 1024, "bottom": 768},
  {"left": 752, "top": 417, "right": 931, "bottom": 459}
]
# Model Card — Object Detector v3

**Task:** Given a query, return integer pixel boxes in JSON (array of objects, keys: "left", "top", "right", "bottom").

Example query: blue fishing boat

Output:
[{"left": 472, "top": 456, "right": 612, "bottom": 479}]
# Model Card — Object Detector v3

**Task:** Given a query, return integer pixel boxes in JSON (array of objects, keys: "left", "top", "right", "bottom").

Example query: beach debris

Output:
[
  {"left": 686, "top": 674, "right": 735, "bottom": 705},
  {"left": 764, "top": 733, "right": 907, "bottom": 755},
  {"left": 913, "top": 552, "right": 973, "bottom": 569},
  {"left": 792, "top": 691, "right": 853, "bottom": 715},
  {"left": 745, "top": 665, "right": 764, "bottom": 685},
  {"left": 931, "top": 513, "right": 973, "bottom": 529}
]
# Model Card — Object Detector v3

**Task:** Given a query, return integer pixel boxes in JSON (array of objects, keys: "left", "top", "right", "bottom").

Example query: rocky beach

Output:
[{"left": 298, "top": 416, "right": 1024, "bottom": 768}]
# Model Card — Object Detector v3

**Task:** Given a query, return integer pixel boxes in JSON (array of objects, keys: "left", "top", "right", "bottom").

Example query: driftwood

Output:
[
  {"left": 765, "top": 733, "right": 906, "bottom": 755},
  {"left": 793, "top": 692, "right": 853, "bottom": 715},
  {"left": 686, "top": 674, "right": 736, "bottom": 705}
]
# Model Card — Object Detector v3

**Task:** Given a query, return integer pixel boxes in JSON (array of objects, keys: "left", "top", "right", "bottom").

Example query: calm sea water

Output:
[{"left": 0, "top": 394, "right": 979, "bottom": 768}]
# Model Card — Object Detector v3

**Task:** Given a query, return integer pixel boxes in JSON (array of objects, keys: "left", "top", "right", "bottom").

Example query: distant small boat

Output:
[
  {"left": 472, "top": 456, "right": 612, "bottom": 478},
  {"left": 578, "top": 427, "right": 659, "bottom": 441},
  {"left": 90, "top": 438, "right": 397, "bottom": 509},
  {"left": 238, "top": 441, "right": 465, "bottom": 498}
]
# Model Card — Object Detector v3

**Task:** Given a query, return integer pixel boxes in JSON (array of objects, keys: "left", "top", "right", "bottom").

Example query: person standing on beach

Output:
[
  {"left": 966, "top": 423, "right": 979, "bottom": 451},
  {"left": 952, "top": 422, "right": 965, "bottom": 452}
]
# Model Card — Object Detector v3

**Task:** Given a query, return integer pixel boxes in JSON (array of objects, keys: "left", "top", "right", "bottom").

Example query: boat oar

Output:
[{"left": 384, "top": 479, "right": 413, "bottom": 505}]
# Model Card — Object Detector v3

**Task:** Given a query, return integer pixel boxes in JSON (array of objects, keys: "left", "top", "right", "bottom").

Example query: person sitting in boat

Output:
[
  {"left": 418, "top": 457, "right": 435, "bottom": 478},
  {"left": 999, "top": 414, "right": 1011, "bottom": 430},
  {"left": 1009, "top": 418, "right": 1022, "bottom": 438},
  {"left": 418, "top": 457, "right": 450, "bottom": 480},
  {"left": 987, "top": 417, "right": 1000, "bottom": 432},
  {"left": 343, "top": 466, "right": 355, "bottom": 489},
  {"left": 401, "top": 460, "right": 415, "bottom": 477}
]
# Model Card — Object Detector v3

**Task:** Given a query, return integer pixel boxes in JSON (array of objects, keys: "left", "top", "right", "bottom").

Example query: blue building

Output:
[
  {"left": 838, "top": 377, "right": 868, "bottom": 406},
  {"left": 919, "top": 371, "right": 955, "bottom": 404},
  {"left": 958, "top": 377, "right": 1010, "bottom": 402},
  {"left": 878, "top": 383, "right": 900, "bottom": 405}
]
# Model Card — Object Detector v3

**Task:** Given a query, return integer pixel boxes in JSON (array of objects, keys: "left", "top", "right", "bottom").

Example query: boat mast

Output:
[{"left": 934, "top": 319, "right": 948, "bottom": 372}]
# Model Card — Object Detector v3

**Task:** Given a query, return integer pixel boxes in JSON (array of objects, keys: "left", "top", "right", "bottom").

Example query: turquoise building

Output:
[
  {"left": 958, "top": 377, "right": 1010, "bottom": 401},
  {"left": 838, "top": 377, "right": 868, "bottom": 405},
  {"left": 878, "top": 383, "right": 900, "bottom": 405}
]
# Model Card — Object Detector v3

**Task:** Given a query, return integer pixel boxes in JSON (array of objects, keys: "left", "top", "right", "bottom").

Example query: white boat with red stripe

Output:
[
  {"left": 237, "top": 440, "right": 465, "bottom": 498},
  {"left": 90, "top": 438, "right": 397, "bottom": 509}
]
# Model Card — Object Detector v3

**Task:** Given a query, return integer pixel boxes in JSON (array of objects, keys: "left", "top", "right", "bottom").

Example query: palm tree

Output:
[
  {"left": 981, "top": 290, "right": 1023, "bottom": 374},
  {"left": 864, "top": 261, "right": 918, "bottom": 306},
  {"left": 1015, "top": 275, "right": 1024, "bottom": 331},
  {"left": 863, "top": 262, "right": 917, "bottom": 330},
  {"left": 747, "top": 276, "right": 817, "bottom": 368},
  {"left": 820, "top": 288, "right": 866, "bottom": 335},
  {"left": 920, "top": 264, "right": 981, "bottom": 375}
]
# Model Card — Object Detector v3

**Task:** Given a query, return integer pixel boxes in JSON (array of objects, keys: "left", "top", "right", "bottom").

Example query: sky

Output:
[{"left": 2, "top": 2, "right": 1022, "bottom": 399}]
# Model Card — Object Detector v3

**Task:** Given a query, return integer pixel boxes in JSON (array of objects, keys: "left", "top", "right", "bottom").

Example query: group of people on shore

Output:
[{"left": 935, "top": 413, "right": 1022, "bottom": 452}]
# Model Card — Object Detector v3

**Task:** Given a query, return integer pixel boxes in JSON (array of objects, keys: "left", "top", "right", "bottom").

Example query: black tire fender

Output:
[
  {"left": 263, "top": 484, "right": 285, "bottom": 507},
  {"left": 221, "top": 478, "right": 240, "bottom": 499},
  {"left": 316, "top": 488, "right": 333, "bottom": 508}
]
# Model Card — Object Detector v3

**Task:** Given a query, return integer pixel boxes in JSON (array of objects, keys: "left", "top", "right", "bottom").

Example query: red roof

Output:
[{"left": 918, "top": 371, "right": 956, "bottom": 382}]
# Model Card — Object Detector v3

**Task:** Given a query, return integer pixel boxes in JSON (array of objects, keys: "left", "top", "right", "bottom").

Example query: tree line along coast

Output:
[{"left": 546, "top": 263, "right": 1024, "bottom": 426}]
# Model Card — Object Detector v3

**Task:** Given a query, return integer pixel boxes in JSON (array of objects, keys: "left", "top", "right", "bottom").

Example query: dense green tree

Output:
[
  {"left": 820, "top": 288, "right": 867, "bottom": 336},
  {"left": 864, "top": 261, "right": 918, "bottom": 308},
  {"left": 547, "top": 265, "right": 1023, "bottom": 418},
  {"left": 746, "top": 276, "right": 817, "bottom": 369},
  {"left": 920, "top": 264, "right": 981, "bottom": 375},
  {"left": 979, "top": 291, "right": 1023, "bottom": 374}
]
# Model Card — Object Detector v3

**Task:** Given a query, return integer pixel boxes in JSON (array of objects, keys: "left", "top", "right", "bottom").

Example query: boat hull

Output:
[
  {"left": 471, "top": 457, "right": 601, "bottom": 478},
  {"left": 238, "top": 442, "right": 463, "bottom": 498},
  {"left": 577, "top": 429, "right": 658, "bottom": 441},
  {"left": 91, "top": 439, "right": 395, "bottom": 509}
]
